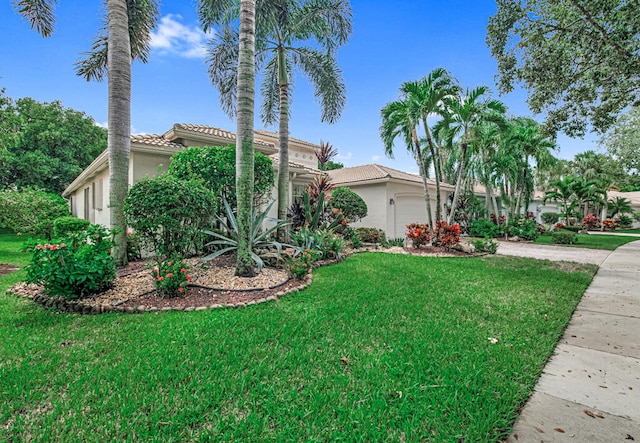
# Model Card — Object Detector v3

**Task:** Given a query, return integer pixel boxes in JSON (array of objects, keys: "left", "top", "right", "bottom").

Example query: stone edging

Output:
[{"left": 10, "top": 274, "right": 313, "bottom": 315}]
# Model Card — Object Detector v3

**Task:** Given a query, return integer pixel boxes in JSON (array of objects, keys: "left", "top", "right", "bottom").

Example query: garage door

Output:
[{"left": 393, "top": 195, "right": 431, "bottom": 238}]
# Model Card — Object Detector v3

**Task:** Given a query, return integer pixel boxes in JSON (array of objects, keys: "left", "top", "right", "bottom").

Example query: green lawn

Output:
[
  {"left": 1, "top": 237, "right": 597, "bottom": 442},
  {"left": 534, "top": 233, "right": 639, "bottom": 250},
  {"left": 615, "top": 228, "right": 640, "bottom": 234}
]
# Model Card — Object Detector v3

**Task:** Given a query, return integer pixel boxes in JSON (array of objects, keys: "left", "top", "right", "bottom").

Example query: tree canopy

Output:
[
  {"left": 487, "top": 0, "right": 640, "bottom": 136},
  {"left": 600, "top": 106, "right": 640, "bottom": 175},
  {"left": 0, "top": 90, "right": 107, "bottom": 194}
]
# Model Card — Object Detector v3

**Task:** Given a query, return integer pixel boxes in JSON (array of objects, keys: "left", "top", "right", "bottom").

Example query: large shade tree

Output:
[
  {"left": 487, "top": 0, "right": 640, "bottom": 136},
  {"left": 200, "top": 0, "right": 259, "bottom": 276},
  {"left": 206, "top": 0, "right": 352, "bottom": 229},
  {"left": 14, "top": 0, "right": 159, "bottom": 266}
]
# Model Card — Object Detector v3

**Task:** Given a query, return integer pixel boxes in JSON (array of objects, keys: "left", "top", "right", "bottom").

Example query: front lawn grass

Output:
[
  {"left": 534, "top": 233, "right": 639, "bottom": 250},
  {"left": 1, "top": 250, "right": 596, "bottom": 442},
  {"left": 615, "top": 228, "right": 640, "bottom": 234}
]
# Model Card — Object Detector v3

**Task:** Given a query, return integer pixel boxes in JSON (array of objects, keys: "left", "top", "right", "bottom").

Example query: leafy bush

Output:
[
  {"left": 602, "top": 218, "right": 619, "bottom": 231},
  {"left": 126, "top": 231, "right": 143, "bottom": 261},
  {"left": 618, "top": 215, "right": 633, "bottom": 229},
  {"left": 53, "top": 216, "right": 90, "bottom": 237},
  {"left": 202, "top": 200, "right": 289, "bottom": 270},
  {"left": 0, "top": 188, "right": 70, "bottom": 239},
  {"left": 581, "top": 214, "right": 600, "bottom": 230},
  {"left": 284, "top": 249, "right": 320, "bottom": 280},
  {"left": 168, "top": 145, "right": 274, "bottom": 213},
  {"left": 469, "top": 237, "right": 498, "bottom": 254},
  {"left": 552, "top": 230, "right": 577, "bottom": 245},
  {"left": 554, "top": 222, "right": 566, "bottom": 231},
  {"left": 349, "top": 234, "right": 362, "bottom": 248},
  {"left": 406, "top": 223, "right": 430, "bottom": 248},
  {"left": 541, "top": 212, "right": 560, "bottom": 225},
  {"left": 289, "top": 191, "right": 344, "bottom": 232},
  {"left": 124, "top": 175, "right": 217, "bottom": 257},
  {"left": 508, "top": 218, "right": 539, "bottom": 240},
  {"left": 433, "top": 221, "right": 461, "bottom": 250},
  {"left": 24, "top": 224, "right": 115, "bottom": 299},
  {"left": 290, "top": 227, "right": 345, "bottom": 260},
  {"left": 151, "top": 258, "right": 191, "bottom": 297},
  {"left": 383, "top": 238, "right": 405, "bottom": 247},
  {"left": 356, "top": 227, "right": 386, "bottom": 244},
  {"left": 469, "top": 218, "right": 501, "bottom": 238},
  {"left": 329, "top": 188, "right": 367, "bottom": 223},
  {"left": 563, "top": 225, "right": 582, "bottom": 232}
]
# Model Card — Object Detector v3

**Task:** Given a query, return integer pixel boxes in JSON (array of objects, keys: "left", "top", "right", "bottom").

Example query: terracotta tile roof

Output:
[
  {"left": 255, "top": 129, "right": 319, "bottom": 149},
  {"left": 170, "top": 123, "right": 275, "bottom": 148},
  {"left": 326, "top": 164, "right": 443, "bottom": 186},
  {"left": 131, "top": 134, "right": 184, "bottom": 149}
]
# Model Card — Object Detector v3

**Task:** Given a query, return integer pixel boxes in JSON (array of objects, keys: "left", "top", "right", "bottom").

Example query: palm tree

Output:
[
  {"left": 402, "top": 68, "right": 460, "bottom": 221},
  {"left": 442, "top": 86, "right": 506, "bottom": 223},
  {"left": 608, "top": 196, "right": 633, "bottom": 218},
  {"left": 200, "top": 0, "right": 258, "bottom": 276},
  {"left": 205, "top": 0, "right": 352, "bottom": 229},
  {"left": 381, "top": 97, "right": 435, "bottom": 234},
  {"left": 544, "top": 177, "right": 579, "bottom": 224},
  {"left": 14, "top": 0, "right": 159, "bottom": 266},
  {"left": 469, "top": 121, "right": 503, "bottom": 219}
]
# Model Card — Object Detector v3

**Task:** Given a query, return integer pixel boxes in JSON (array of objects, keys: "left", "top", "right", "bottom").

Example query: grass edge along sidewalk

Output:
[{"left": 2, "top": 239, "right": 596, "bottom": 441}]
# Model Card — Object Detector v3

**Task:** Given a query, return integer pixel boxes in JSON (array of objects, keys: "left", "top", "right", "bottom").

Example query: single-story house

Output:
[
  {"left": 62, "top": 123, "right": 320, "bottom": 225},
  {"left": 326, "top": 164, "right": 455, "bottom": 239}
]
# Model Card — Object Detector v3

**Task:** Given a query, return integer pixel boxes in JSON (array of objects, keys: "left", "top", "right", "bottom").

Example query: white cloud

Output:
[
  {"left": 93, "top": 121, "right": 147, "bottom": 136},
  {"left": 95, "top": 121, "right": 108, "bottom": 129},
  {"left": 336, "top": 151, "right": 352, "bottom": 161},
  {"left": 371, "top": 155, "right": 381, "bottom": 162},
  {"left": 150, "top": 14, "right": 212, "bottom": 59}
]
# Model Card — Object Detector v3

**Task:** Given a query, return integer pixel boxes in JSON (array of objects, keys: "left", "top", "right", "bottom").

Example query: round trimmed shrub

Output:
[
  {"left": 53, "top": 216, "right": 91, "bottom": 237},
  {"left": 329, "top": 187, "right": 367, "bottom": 223},
  {"left": 124, "top": 175, "right": 217, "bottom": 257},
  {"left": 552, "top": 230, "right": 577, "bottom": 245}
]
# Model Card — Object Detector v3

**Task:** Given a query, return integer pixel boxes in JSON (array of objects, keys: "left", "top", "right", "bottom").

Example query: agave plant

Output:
[{"left": 201, "top": 200, "right": 292, "bottom": 270}]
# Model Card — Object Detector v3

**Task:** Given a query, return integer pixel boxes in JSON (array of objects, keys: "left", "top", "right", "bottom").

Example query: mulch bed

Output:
[
  {"left": 0, "top": 264, "right": 19, "bottom": 276},
  {"left": 7, "top": 244, "right": 479, "bottom": 314}
]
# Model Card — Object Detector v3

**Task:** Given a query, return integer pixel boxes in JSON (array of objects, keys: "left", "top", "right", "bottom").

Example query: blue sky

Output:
[{"left": 1, "top": 0, "right": 598, "bottom": 174}]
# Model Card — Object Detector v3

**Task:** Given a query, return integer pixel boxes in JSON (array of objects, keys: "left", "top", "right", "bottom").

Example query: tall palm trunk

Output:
[
  {"left": 235, "top": 0, "right": 256, "bottom": 277},
  {"left": 276, "top": 46, "right": 289, "bottom": 239},
  {"left": 423, "top": 120, "right": 442, "bottom": 221},
  {"left": 413, "top": 129, "right": 434, "bottom": 234},
  {"left": 107, "top": 0, "right": 131, "bottom": 266},
  {"left": 448, "top": 141, "right": 467, "bottom": 224}
]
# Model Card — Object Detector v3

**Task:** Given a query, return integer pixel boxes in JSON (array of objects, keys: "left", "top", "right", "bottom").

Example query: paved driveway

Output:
[{"left": 496, "top": 241, "right": 612, "bottom": 265}]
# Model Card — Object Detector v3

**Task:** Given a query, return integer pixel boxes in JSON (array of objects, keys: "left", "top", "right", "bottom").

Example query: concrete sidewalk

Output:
[
  {"left": 506, "top": 240, "right": 640, "bottom": 442},
  {"left": 496, "top": 241, "right": 612, "bottom": 265}
]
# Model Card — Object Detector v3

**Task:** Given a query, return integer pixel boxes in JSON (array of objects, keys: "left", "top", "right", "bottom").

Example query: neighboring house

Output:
[
  {"left": 62, "top": 124, "right": 319, "bottom": 225},
  {"left": 326, "top": 164, "right": 455, "bottom": 239}
]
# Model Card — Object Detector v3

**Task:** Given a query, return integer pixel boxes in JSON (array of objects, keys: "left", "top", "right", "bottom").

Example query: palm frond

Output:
[
  {"left": 14, "top": 0, "right": 57, "bottom": 37},
  {"left": 206, "top": 26, "right": 240, "bottom": 118},
  {"left": 291, "top": 0, "right": 352, "bottom": 53}
]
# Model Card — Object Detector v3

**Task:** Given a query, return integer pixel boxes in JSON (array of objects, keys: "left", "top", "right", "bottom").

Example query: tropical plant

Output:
[
  {"left": 543, "top": 177, "right": 579, "bottom": 224},
  {"left": 581, "top": 214, "right": 600, "bottom": 230},
  {"left": 284, "top": 249, "right": 320, "bottom": 280},
  {"left": 433, "top": 221, "right": 461, "bottom": 250},
  {"left": 608, "top": 196, "right": 633, "bottom": 217},
  {"left": 617, "top": 214, "right": 633, "bottom": 229},
  {"left": 151, "top": 258, "right": 191, "bottom": 298},
  {"left": 15, "top": 0, "right": 160, "bottom": 266},
  {"left": 202, "top": 200, "right": 290, "bottom": 271},
  {"left": 204, "top": 0, "right": 352, "bottom": 228},
  {"left": 355, "top": 227, "right": 386, "bottom": 244},
  {"left": 315, "top": 141, "right": 343, "bottom": 171},
  {"left": 24, "top": 224, "right": 116, "bottom": 299},
  {"left": 406, "top": 223, "right": 430, "bottom": 248},
  {"left": 541, "top": 212, "right": 560, "bottom": 226}
]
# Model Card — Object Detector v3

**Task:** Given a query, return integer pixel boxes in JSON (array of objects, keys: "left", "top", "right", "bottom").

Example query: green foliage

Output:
[
  {"left": 600, "top": 107, "right": 640, "bottom": 177},
  {"left": 284, "top": 249, "right": 318, "bottom": 280},
  {"left": 168, "top": 145, "right": 275, "bottom": 213},
  {"left": 329, "top": 187, "right": 367, "bottom": 223},
  {"left": 319, "top": 160, "right": 344, "bottom": 171},
  {"left": 469, "top": 218, "right": 501, "bottom": 238},
  {"left": 24, "top": 224, "right": 115, "bottom": 299},
  {"left": 508, "top": 218, "right": 539, "bottom": 241},
  {"left": 0, "top": 188, "right": 70, "bottom": 239},
  {"left": 126, "top": 231, "right": 143, "bottom": 261},
  {"left": 487, "top": 0, "right": 640, "bottom": 136},
  {"left": 470, "top": 237, "right": 499, "bottom": 254},
  {"left": 289, "top": 227, "right": 344, "bottom": 260},
  {"left": 608, "top": 196, "right": 633, "bottom": 217},
  {"left": 124, "top": 175, "right": 217, "bottom": 258},
  {"left": 617, "top": 215, "right": 633, "bottom": 229},
  {"left": 541, "top": 212, "right": 560, "bottom": 225},
  {"left": 355, "top": 227, "right": 386, "bottom": 244},
  {"left": 552, "top": 230, "right": 577, "bottom": 245},
  {"left": 53, "top": 217, "right": 91, "bottom": 237},
  {"left": 0, "top": 92, "right": 107, "bottom": 194},
  {"left": 382, "top": 238, "right": 405, "bottom": 247},
  {"left": 151, "top": 257, "right": 191, "bottom": 298},
  {"left": 202, "top": 200, "right": 289, "bottom": 271},
  {"left": 291, "top": 191, "right": 344, "bottom": 232}
]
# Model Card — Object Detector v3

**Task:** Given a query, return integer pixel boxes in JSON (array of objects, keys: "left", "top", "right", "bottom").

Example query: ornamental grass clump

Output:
[
  {"left": 152, "top": 258, "right": 191, "bottom": 297},
  {"left": 24, "top": 224, "right": 115, "bottom": 299}
]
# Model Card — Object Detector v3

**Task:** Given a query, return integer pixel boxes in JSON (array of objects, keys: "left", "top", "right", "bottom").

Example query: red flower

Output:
[
  {"left": 178, "top": 287, "right": 183, "bottom": 293},
  {"left": 186, "top": 275, "right": 192, "bottom": 281},
  {"left": 166, "top": 273, "right": 173, "bottom": 278},
  {"left": 180, "top": 268, "right": 186, "bottom": 273}
]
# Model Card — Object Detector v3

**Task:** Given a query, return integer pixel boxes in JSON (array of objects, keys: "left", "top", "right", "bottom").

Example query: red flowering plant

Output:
[
  {"left": 152, "top": 257, "right": 191, "bottom": 297},
  {"left": 602, "top": 218, "right": 619, "bottom": 231},
  {"left": 285, "top": 249, "right": 321, "bottom": 280},
  {"left": 433, "top": 220, "right": 461, "bottom": 250},
  {"left": 406, "top": 223, "right": 430, "bottom": 248},
  {"left": 581, "top": 214, "right": 600, "bottom": 230},
  {"left": 553, "top": 222, "right": 566, "bottom": 231}
]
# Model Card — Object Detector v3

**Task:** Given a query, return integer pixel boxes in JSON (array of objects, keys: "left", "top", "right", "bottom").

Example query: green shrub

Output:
[
  {"left": 0, "top": 188, "right": 70, "bottom": 239},
  {"left": 349, "top": 234, "right": 362, "bottom": 248},
  {"left": 563, "top": 225, "right": 582, "bottom": 233},
  {"left": 126, "top": 231, "right": 143, "bottom": 261},
  {"left": 151, "top": 257, "right": 191, "bottom": 298},
  {"left": 469, "top": 237, "right": 498, "bottom": 254},
  {"left": 24, "top": 224, "right": 115, "bottom": 299},
  {"left": 618, "top": 215, "right": 633, "bottom": 229},
  {"left": 508, "top": 218, "right": 539, "bottom": 240},
  {"left": 356, "top": 227, "right": 386, "bottom": 244},
  {"left": 541, "top": 212, "right": 560, "bottom": 225},
  {"left": 168, "top": 145, "right": 274, "bottom": 214},
  {"left": 469, "top": 218, "right": 500, "bottom": 238},
  {"left": 552, "top": 230, "right": 577, "bottom": 244},
  {"left": 284, "top": 249, "right": 320, "bottom": 280},
  {"left": 53, "top": 216, "right": 90, "bottom": 237},
  {"left": 124, "top": 175, "right": 217, "bottom": 257},
  {"left": 329, "top": 187, "right": 367, "bottom": 223},
  {"left": 383, "top": 238, "right": 405, "bottom": 247},
  {"left": 290, "top": 227, "right": 345, "bottom": 260}
]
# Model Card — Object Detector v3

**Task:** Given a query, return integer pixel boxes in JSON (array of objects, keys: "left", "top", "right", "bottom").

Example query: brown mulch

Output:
[
  {"left": 8, "top": 243, "right": 479, "bottom": 313},
  {"left": 0, "top": 264, "right": 20, "bottom": 276}
]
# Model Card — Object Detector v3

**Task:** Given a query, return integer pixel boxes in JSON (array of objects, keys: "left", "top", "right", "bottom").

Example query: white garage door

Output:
[{"left": 393, "top": 195, "right": 430, "bottom": 239}]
